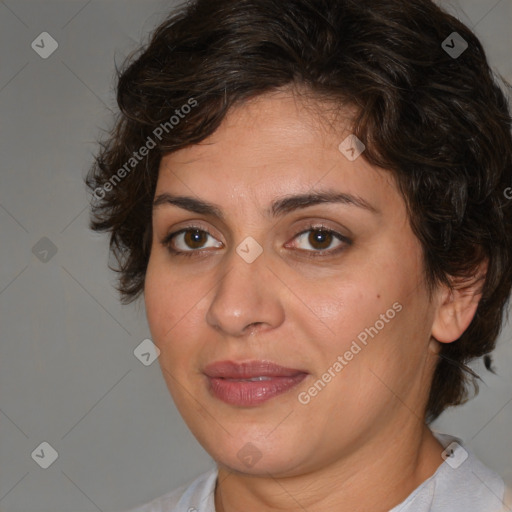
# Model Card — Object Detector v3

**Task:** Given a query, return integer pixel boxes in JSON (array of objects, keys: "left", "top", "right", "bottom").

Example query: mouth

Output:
[{"left": 203, "top": 360, "right": 308, "bottom": 407}]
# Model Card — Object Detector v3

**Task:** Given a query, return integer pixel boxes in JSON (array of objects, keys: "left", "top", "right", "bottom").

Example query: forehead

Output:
[{"left": 155, "top": 91, "right": 398, "bottom": 217}]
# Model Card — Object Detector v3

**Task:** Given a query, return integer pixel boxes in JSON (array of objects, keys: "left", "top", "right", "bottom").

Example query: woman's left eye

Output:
[
  {"left": 161, "top": 224, "right": 350, "bottom": 258},
  {"left": 286, "top": 225, "right": 350, "bottom": 257}
]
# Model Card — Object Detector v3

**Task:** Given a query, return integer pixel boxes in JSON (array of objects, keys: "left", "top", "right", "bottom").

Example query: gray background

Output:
[{"left": 0, "top": 1, "right": 511, "bottom": 511}]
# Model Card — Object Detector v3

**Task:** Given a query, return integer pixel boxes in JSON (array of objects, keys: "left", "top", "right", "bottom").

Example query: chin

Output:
[
  {"left": 199, "top": 430, "right": 309, "bottom": 476},
  {"left": 218, "top": 453, "right": 304, "bottom": 477}
]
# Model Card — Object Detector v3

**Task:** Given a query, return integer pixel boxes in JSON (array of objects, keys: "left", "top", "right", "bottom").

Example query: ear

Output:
[{"left": 431, "top": 259, "right": 488, "bottom": 344}]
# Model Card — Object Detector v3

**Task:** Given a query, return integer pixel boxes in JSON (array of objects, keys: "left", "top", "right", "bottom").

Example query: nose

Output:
[{"left": 205, "top": 245, "right": 285, "bottom": 338}]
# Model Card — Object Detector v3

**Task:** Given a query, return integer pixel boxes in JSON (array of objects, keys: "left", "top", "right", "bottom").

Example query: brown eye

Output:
[
  {"left": 307, "top": 229, "right": 334, "bottom": 250},
  {"left": 291, "top": 226, "right": 348, "bottom": 255},
  {"left": 162, "top": 227, "right": 223, "bottom": 256},
  {"left": 295, "top": 226, "right": 349, "bottom": 252},
  {"left": 183, "top": 229, "right": 209, "bottom": 249}
]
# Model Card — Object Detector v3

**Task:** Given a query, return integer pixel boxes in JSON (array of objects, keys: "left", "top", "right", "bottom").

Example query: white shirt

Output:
[{"left": 126, "top": 431, "right": 509, "bottom": 512}]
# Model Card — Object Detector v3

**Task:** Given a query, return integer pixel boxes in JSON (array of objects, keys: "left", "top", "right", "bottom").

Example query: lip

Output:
[
  {"left": 203, "top": 360, "right": 307, "bottom": 378},
  {"left": 203, "top": 360, "right": 308, "bottom": 406}
]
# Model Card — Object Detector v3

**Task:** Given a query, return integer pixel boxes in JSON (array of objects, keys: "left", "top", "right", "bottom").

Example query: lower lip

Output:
[{"left": 206, "top": 374, "right": 308, "bottom": 406}]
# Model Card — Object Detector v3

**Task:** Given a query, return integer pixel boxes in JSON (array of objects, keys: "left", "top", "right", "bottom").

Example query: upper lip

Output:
[{"left": 203, "top": 360, "right": 307, "bottom": 379}]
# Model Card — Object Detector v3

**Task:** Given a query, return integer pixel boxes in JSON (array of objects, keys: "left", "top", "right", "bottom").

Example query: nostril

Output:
[{"left": 245, "top": 322, "right": 266, "bottom": 335}]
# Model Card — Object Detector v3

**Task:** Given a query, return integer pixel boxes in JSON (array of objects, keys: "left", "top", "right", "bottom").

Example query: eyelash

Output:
[{"left": 161, "top": 223, "right": 351, "bottom": 260}]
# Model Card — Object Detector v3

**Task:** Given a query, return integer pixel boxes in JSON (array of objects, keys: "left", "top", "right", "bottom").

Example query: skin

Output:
[{"left": 144, "top": 88, "right": 484, "bottom": 512}]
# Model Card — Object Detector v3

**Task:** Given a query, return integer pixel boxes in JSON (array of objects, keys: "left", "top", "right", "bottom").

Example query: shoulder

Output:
[
  {"left": 392, "top": 431, "right": 507, "bottom": 512},
  {"left": 430, "top": 432, "right": 506, "bottom": 512},
  {"left": 124, "top": 468, "right": 218, "bottom": 512}
]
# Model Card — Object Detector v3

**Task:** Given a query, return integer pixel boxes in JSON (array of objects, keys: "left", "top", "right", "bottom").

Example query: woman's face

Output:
[{"left": 144, "top": 90, "right": 440, "bottom": 476}]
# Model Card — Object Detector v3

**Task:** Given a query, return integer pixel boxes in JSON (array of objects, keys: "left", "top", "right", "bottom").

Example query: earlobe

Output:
[{"left": 431, "top": 261, "right": 488, "bottom": 344}]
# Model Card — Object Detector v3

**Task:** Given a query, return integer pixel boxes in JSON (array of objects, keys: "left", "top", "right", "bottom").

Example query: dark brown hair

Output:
[{"left": 86, "top": 0, "right": 512, "bottom": 423}]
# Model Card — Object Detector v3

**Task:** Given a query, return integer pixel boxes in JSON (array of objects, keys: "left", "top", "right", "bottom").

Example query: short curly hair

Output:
[{"left": 86, "top": 0, "right": 512, "bottom": 423}]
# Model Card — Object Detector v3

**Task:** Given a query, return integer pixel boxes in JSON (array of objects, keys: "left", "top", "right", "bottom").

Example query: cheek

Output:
[
  {"left": 307, "top": 281, "right": 383, "bottom": 344},
  {"left": 144, "top": 256, "right": 181, "bottom": 344},
  {"left": 144, "top": 255, "right": 208, "bottom": 368},
  {"left": 304, "top": 264, "right": 422, "bottom": 378}
]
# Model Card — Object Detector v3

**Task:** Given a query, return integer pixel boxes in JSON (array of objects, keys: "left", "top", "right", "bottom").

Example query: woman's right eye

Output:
[{"left": 161, "top": 227, "right": 223, "bottom": 257}]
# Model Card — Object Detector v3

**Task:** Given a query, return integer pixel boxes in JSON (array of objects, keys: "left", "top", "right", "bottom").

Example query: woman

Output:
[{"left": 86, "top": 0, "right": 512, "bottom": 510}]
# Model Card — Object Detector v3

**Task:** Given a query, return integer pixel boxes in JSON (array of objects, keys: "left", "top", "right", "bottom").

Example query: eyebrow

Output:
[{"left": 152, "top": 190, "right": 379, "bottom": 219}]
